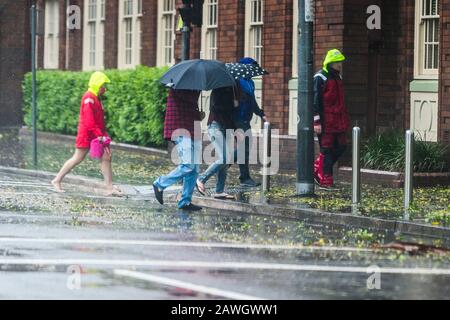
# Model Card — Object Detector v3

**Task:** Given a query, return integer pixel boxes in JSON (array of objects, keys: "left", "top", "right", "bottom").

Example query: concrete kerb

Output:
[
  {"left": 0, "top": 166, "right": 177, "bottom": 207},
  {"left": 191, "top": 196, "right": 450, "bottom": 247},
  {"left": 1, "top": 166, "right": 450, "bottom": 246},
  {"left": 0, "top": 165, "right": 106, "bottom": 189},
  {"left": 19, "top": 127, "right": 169, "bottom": 157}
]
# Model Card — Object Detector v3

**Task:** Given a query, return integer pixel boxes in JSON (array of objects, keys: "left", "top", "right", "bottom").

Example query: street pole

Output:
[
  {"left": 31, "top": 5, "right": 38, "bottom": 168},
  {"left": 181, "top": 2, "right": 191, "bottom": 61},
  {"left": 296, "top": 0, "right": 315, "bottom": 196}
]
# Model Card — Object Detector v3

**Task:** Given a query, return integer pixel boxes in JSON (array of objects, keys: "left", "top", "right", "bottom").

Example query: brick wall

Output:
[
  {"left": 36, "top": 0, "right": 83, "bottom": 71},
  {"left": 141, "top": 0, "right": 158, "bottom": 67},
  {"left": 58, "top": 0, "right": 66, "bottom": 70},
  {"left": 104, "top": 0, "right": 119, "bottom": 69},
  {"left": 0, "top": 0, "right": 32, "bottom": 127},
  {"left": 439, "top": 0, "right": 450, "bottom": 143},
  {"left": 314, "top": 0, "right": 345, "bottom": 70},
  {"left": 217, "top": 0, "right": 245, "bottom": 62},
  {"left": 66, "top": 0, "right": 84, "bottom": 71},
  {"left": 36, "top": 0, "right": 44, "bottom": 69},
  {"left": 262, "top": 0, "right": 293, "bottom": 134},
  {"left": 4, "top": 0, "right": 449, "bottom": 146},
  {"left": 326, "top": 0, "right": 415, "bottom": 138}
]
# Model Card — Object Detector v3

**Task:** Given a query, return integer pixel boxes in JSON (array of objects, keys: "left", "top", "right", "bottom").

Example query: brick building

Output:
[
  {"left": 1, "top": 0, "right": 449, "bottom": 169},
  {"left": 0, "top": 0, "right": 32, "bottom": 127}
]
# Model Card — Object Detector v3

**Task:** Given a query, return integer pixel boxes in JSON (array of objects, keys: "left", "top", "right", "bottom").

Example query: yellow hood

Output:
[
  {"left": 323, "top": 49, "right": 346, "bottom": 73},
  {"left": 88, "top": 71, "right": 111, "bottom": 96}
]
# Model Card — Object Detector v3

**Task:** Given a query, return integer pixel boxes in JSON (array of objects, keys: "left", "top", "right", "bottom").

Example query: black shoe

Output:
[
  {"left": 240, "top": 178, "right": 261, "bottom": 187},
  {"left": 180, "top": 203, "right": 202, "bottom": 211},
  {"left": 153, "top": 183, "right": 164, "bottom": 205}
]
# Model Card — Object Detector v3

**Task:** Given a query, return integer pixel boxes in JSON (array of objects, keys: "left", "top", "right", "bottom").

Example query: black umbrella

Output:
[
  {"left": 160, "top": 59, "right": 236, "bottom": 91},
  {"left": 225, "top": 63, "right": 269, "bottom": 80}
]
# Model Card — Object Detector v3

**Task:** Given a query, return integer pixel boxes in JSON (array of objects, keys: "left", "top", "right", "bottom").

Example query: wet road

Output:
[{"left": 0, "top": 172, "right": 450, "bottom": 300}]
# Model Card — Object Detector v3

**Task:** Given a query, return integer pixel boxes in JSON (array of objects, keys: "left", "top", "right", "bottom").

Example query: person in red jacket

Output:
[
  {"left": 313, "top": 49, "right": 350, "bottom": 188},
  {"left": 51, "top": 72, "right": 122, "bottom": 196}
]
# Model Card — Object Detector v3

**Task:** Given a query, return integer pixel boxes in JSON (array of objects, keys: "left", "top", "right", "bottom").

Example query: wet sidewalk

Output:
[{"left": 1, "top": 128, "right": 449, "bottom": 244}]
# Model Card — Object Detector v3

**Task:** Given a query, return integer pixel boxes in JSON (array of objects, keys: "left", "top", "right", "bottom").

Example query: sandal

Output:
[
  {"left": 196, "top": 179, "right": 206, "bottom": 196},
  {"left": 213, "top": 193, "right": 235, "bottom": 200}
]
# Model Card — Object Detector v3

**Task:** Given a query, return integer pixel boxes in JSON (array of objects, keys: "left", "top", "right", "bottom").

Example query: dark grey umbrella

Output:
[
  {"left": 225, "top": 63, "right": 269, "bottom": 80},
  {"left": 160, "top": 59, "right": 236, "bottom": 90}
]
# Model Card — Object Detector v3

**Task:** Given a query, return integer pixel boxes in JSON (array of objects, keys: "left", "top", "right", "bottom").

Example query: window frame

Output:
[
  {"left": 157, "top": 0, "right": 176, "bottom": 67},
  {"left": 201, "top": 0, "right": 218, "bottom": 60},
  {"left": 245, "top": 0, "right": 264, "bottom": 65},
  {"left": 118, "top": 0, "right": 143, "bottom": 69},
  {"left": 44, "top": 0, "right": 60, "bottom": 69},
  {"left": 83, "top": 0, "right": 106, "bottom": 71},
  {"left": 414, "top": 0, "right": 440, "bottom": 79}
]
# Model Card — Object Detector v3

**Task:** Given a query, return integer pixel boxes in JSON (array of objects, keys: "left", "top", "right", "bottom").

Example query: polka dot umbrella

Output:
[{"left": 225, "top": 63, "right": 269, "bottom": 80}]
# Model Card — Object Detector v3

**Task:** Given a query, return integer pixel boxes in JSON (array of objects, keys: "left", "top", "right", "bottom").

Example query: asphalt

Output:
[{"left": 0, "top": 171, "right": 450, "bottom": 300}]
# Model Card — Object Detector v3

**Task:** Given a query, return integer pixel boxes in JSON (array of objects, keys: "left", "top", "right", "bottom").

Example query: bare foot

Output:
[
  {"left": 105, "top": 186, "right": 124, "bottom": 197},
  {"left": 51, "top": 179, "right": 65, "bottom": 193}
]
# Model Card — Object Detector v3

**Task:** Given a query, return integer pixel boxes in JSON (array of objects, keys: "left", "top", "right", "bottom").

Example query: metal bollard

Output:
[
  {"left": 31, "top": 5, "right": 38, "bottom": 168},
  {"left": 404, "top": 130, "right": 414, "bottom": 211},
  {"left": 262, "top": 122, "right": 271, "bottom": 192},
  {"left": 352, "top": 127, "right": 361, "bottom": 205}
]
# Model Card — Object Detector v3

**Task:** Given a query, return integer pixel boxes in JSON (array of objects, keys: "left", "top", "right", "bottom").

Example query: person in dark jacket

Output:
[
  {"left": 313, "top": 49, "right": 350, "bottom": 188},
  {"left": 196, "top": 86, "right": 238, "bottom": 199},
  {"left": 234, "top": 57, "right": 268, "bottom": 187},
  {"left": 153, "top": 89, "right": 203, "bottom": 211}
]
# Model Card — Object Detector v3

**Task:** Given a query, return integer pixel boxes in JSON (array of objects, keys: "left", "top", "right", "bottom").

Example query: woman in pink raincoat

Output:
[{"left": 51, "top": 72, "right": 123, "bottom": 196}]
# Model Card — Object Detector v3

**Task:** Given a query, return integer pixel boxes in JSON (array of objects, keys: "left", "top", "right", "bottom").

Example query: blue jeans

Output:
[
  {"left": 198, "top": 122, "right": 230, "bottom": 194},
  {"left": 154, "top": 136, "right": 201, "bottom": 208}
]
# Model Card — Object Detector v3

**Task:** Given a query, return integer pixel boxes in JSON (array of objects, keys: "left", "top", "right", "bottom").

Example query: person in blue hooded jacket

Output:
[{"left": 234, "top": 57, "right": 268, "bottom": 187}]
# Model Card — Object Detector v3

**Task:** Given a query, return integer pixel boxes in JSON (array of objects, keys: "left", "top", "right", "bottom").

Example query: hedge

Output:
[{"left": 23, "top": 66, "right": 168, "bottom": 147}]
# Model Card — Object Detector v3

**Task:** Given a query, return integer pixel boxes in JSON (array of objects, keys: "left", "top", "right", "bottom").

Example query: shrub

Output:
[
  {"left": 361, "top": 131, "right": 450, "bottom": 173},
  {"left": 23, "top": 66, "right": 168, "bottom": 147}
]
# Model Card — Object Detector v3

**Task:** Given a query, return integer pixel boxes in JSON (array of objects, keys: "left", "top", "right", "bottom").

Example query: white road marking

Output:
[
  {"left": 0, "top": 192, "right": 53, "bottom": 196},
  {"left": 114, "top": 269, "right": 264, "bottom": 300},
  {"left": 0, "top": 180, "right": 50, "bottom": 185},
  {"left": 0, "top": 237, "right": 371, "bottom": 252},
  {"left": 0, "top": 184, "right": 53, "bottom": 190},
  {"left": 0, "top": 259, "right": 449, "bottom": 275}
]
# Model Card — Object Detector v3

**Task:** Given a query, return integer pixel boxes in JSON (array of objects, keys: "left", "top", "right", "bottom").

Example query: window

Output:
[
  {"left": 157, "top": 0, "right": 176, "bottom": 66},
  {"left": 201, "top": 0, "right": 218, "bottom": 60},
  {"left": 83, "top": 0, "right": 105, "bottom": 70},
  {"left": 44, "top": 0, "right": 59, "bottom": 69},
  {"left": 118, "top": 0, "right": 143, "bottom": 69},
  {"left": 245, "top": 0, "right": 264, "bottom": 64},
  {"left": 415, "top": 0, "right": 440, "bottom": 77}
]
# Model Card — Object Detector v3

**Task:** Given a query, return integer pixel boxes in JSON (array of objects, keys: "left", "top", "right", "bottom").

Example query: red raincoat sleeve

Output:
[{"left": 83, "top": 98, "right": 103, "bottom": 138}]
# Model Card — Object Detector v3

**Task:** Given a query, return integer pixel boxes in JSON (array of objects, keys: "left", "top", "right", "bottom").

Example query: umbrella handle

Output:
[{"left": 232, "top": 85, "right": 240, "bottom": 107}]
